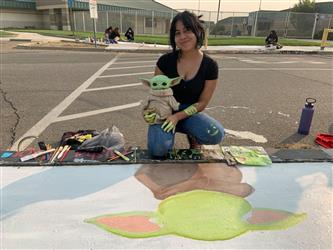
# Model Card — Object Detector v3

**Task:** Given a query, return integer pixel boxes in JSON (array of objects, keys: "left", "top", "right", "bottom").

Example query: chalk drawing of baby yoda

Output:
[
  {"left": 141, "top": 75, "right": 182, "bottom": 124},
  {"left": 86, "top": 190, "right": 306, "bottom": 241}
]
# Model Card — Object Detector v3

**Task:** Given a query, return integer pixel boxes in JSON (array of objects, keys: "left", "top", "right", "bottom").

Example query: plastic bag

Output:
[
  {"left": 61, "top": 129, "right": 99, "bottom": 149},
  {"left": 78, "top": 126, "right": 125, "bottom": 151}
]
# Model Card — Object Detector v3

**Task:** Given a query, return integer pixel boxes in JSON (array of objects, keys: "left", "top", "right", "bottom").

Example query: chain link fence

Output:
[
  {"left": 72, "top": 8, "right": 333, "bottom": 39},
  {"left": 72, "top": 8, "right": 175, "bottom": 35}
]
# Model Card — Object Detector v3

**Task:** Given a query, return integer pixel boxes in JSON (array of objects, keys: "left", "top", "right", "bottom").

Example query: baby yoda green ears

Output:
[
  {"left": 86, "top": 190, "right": 306, "bottom": 241},
  {"left": 140, "top": 75, "right": 182, "bottom": 90}
]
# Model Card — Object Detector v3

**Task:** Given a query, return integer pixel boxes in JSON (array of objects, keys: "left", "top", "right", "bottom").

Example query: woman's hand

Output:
[{"left": 162, "top": 114, "right": 179, "bottom": 133}]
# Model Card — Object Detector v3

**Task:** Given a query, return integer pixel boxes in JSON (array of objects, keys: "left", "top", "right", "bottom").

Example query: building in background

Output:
[
  {"left": 316, "top": 1, "right": 333, "bottom": 14},
  {"left": 0, "top": 0, "right": 176, "bottom": 34}
]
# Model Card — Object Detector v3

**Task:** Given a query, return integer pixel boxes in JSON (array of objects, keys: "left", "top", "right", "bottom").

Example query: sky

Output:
[{"left": 155, "top": 0, "right": 332, "bottom": 13}]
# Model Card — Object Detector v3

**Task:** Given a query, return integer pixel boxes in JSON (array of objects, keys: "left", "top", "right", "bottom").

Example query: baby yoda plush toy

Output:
[{"left": 141, "top": 75, "right": 182, "bottom": 124}]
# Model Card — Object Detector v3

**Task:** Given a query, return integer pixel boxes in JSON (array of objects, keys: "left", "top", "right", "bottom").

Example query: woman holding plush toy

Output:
[{"left": 144, "top": 11, "right": 224, "bottom": 158}]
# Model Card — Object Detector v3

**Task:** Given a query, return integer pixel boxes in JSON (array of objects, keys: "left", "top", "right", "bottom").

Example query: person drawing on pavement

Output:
[
  {"left": 125, "top": 27, "right": 134, "bottom": 41},
  {"left": 109, "top": 27, "right": 120, "bottom": 44},
  {"left": 104, "top": 26, "right": 112, "bottom": 44},
  {"left": 265, "top": 30, "right": 283, "bottom": 49},
  {"left": 143, "top": 11, "right": 224, "bottom": 158}
]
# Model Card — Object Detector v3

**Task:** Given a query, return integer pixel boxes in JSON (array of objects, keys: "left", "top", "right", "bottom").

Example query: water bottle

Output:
[{"left": 298, "top": 98, "right": 316, "bottom": 135}]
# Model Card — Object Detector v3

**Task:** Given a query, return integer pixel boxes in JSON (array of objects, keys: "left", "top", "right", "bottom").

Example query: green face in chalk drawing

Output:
[
  {"left": 140, "top": 75, "right": 182, "bottom": 90},
  {"left": 86, "top": 190, "right": 306, "bottom": 241}
]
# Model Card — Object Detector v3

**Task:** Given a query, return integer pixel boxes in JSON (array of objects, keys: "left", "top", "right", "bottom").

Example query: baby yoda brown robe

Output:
[{"left": 142, "top": 89, "right": 180, "bottom": 124}]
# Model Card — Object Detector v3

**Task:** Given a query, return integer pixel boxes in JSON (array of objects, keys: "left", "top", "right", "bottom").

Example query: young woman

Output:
[
  {"left": 265, "top": 30, "right": 283, "bottom": 49},
  {"left": 109, "top": 27, "right": 120, "bottom": 44},
  {"left": 144, "top": 11, "right": 224, "bottom": 158},
  {"left": 104, "top": 26, "right": 112, "bottom": 44}
]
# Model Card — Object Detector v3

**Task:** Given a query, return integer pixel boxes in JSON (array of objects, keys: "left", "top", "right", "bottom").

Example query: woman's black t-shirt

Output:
[{"left": 156, "top": 51, "right": 219, "bottom": 105}]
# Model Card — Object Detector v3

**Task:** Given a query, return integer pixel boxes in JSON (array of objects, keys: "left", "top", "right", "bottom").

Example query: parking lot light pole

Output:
[
  {"left": 253, "top": 0, "right": 262, "bottom": 37},
  {"left": 216, "top": 0, "right": 221, "bottom": 24},
  {"left": 67, "top": 0, "right": 75, "bottom": 37},
  {"left": 215, "top": 0, "right": 221, "bottom": 37},
  {"left": 198, "top": 0, "right": 200, "bottom": 14}
]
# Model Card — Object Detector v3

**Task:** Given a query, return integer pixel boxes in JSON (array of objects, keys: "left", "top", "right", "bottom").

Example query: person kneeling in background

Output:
[
  {"left": 265, "top": 30, "right": 283, "bottom": 49},
  {"left": 125, "top": 27, "right": 134, "bottom": 41},
  {"left": 109, "top": 27, "right": 121, "bottom": 44}
]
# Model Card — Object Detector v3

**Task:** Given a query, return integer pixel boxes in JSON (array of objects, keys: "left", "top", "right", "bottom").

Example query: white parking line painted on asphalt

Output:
[
  {"left": 99, "top": 71, "right": 153, "bottom": 78},
  {"left": 219, "top": 68, "right": 332, "bottom": 71},
  {"left": 240, "top": 60, "right": 326, "bottom": 65},
  {"left": 206, "top": 105, "right": 250, "bottom": 110},
  {"left": 240, "top": 59, "right": 305, "bottom": 64},
  {"left": 225, "top": 129, "right": 268, "bottom": 143},
  {"left": 116, "top": 58, "right": 159, "bottom": 62},
  {"left": 106, "top": 65, "right": 154, "bottom": 70},
  {"left": 239, "top": 59, "right": 263, "bottom": 63},
  {"left": 308, "top": 61, "right": 326, "bottom": 64},
  {"left": 55, "top": 102, "right": 142, "bottom": 122},
  {"left": 274, "top": 61, "right": 298, "bottom": 64},
  {"left": 84, "top": 83, "right": 143, "bottom": 92},
  {"left": 10, "top": 56, "right": 119, "bottom": 151},
  {"left": 224, "top": 56, "right": 328, "bottom": 65},
  {"left": 115, "top": 60, "right": 156, "bottom": 64}
]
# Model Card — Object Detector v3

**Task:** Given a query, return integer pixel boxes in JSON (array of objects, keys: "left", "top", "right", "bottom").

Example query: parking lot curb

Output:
[
  {"left": 0, "top": 148, "right": 332, "bottom": 166},
  {"left": 15, "top": 44, "right": 333, "bottom": 55},
  {"left": 16, "top": 44, "right": 107, "bottom": 52},
  {"left": 10, "top": 38, "right": 32, "bottom": 42}
]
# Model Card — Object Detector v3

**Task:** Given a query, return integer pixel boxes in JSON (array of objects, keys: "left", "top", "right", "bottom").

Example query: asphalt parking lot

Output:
[{"left": 1, "top": 46, "right": 332, "bottom": 150}]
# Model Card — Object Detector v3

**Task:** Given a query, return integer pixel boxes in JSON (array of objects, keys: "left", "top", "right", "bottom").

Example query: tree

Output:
[
  {"left": 291, "top": 0, "right": 317, "bottom": 13},
  {"left": 290, "top": 0, "right": 318, "bottom": 36}
]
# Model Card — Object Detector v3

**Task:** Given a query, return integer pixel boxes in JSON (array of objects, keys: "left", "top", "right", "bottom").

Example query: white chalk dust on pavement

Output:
[{"left": 225, "top": 129, "right": 268, "bottom": 143}]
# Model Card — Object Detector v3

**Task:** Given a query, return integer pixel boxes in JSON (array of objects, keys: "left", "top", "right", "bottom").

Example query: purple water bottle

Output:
[{"left": 298, "top": 98, "right": 316, "bottom": 135}]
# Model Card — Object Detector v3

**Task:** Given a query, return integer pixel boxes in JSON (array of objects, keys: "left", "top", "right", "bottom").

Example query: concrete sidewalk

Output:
[
  {"left": 2, "top": 31, "right": 333, "bottom": 54},
  {"left": 106, "top": 41, "right": 333, "bottom": 54},
  {"left": 1, "top": 31, "right": 74, "bottom": 42}
]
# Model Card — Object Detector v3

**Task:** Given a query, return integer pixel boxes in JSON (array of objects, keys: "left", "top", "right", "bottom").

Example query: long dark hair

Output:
[{"left": 169, "top": 11, "right": 205, "bottom": 53}]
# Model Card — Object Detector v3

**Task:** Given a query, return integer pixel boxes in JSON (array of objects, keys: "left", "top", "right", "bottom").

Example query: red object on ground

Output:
[{"left": 315, "top": 133, "right": 333, "bottom": 148}]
